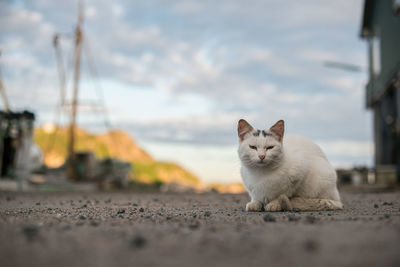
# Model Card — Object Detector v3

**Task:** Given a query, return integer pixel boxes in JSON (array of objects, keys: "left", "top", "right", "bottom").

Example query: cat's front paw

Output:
[
  {"left": 246, "top": 201, "right": 263, "bottom": 212},
  {"left": 265, "top": 199, "right": 282, "bottom": 212}
]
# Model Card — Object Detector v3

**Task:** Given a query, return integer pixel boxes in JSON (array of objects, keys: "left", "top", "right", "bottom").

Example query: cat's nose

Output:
[{"left": 258, "top": 155, "right": 265, "bottom": 160}]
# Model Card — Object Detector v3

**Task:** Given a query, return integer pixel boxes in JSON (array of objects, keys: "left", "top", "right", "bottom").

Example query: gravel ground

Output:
[{"left": 0, "top": 191, "right": 399, "bottom": 267}]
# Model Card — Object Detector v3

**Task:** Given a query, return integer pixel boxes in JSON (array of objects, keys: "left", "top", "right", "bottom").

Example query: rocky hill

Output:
[{"left": 34, "top": 126, "right": 200, "bottom": 187}]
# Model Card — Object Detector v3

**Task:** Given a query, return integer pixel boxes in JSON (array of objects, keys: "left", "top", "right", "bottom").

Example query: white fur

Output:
[{"left": 238, "top": 124, "right": 342, "bottom": 211}]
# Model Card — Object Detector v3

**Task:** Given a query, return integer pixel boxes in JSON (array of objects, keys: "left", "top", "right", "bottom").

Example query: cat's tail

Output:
[{"left": 278, "top": 195, "right": 343, "bottom": 211}]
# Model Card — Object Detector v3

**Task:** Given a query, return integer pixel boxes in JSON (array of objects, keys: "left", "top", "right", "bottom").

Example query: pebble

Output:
[
  {"left": 117, "top": 209, "right": 126, "bottom": 215},
  {"left": 374, "top": 204, "right": 379, "bottom": 208},
  {"left": 287, "top": 214, "right": 300, "bottom": 222},
  {"left": 382, "top": 202, "right": 393, "bottom": 206},
  {"left": 130, "top": 235, "right": 146, "bottom": 248},
  {"left": 293, "top": 208, "right": 300, "bottom": 212},
  {"left": 21, "top": 225, "right": 39, "bottom": 241},
  {"left": 304, "top": 239, "right": 318, "bottom": 252},
  {"left": 36, "top": 202, "right": 40, "bottom": 206},
  {"left": 263, "top": 214, "right": 276, "bottom": 222},
  {"left": 305, "top": 215, "right": 317, "bottom": 224},
  {"left": 79, "top": 215, "right": 86, "bottom": 220},
  {"left": 204, "top": 211, "right": 211, "bottom": 217},
  {"left": 189, "top": 221, "right": 200, "bottom": 230},
  {"left": 90, "top": 221, "right": 100, "bottom": 227},
  {"left": 62, "top": 225, "right": 71, "bottom": 231},
  {"left": 139, "top": 207, "right": 144, "bottom": 212}
]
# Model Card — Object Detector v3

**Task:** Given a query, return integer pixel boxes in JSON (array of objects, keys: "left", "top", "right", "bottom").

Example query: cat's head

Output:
[{"left": 237, "top": 119, "right": 284, "bottom": 168}]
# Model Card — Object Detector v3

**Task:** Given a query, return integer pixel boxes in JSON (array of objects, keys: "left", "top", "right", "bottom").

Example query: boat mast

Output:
[
  {"left": 67, "top": 0, "right": 84, "bottom": 180},
  {"left": 53, "top": 35, "right": 66, "bottom": 106},
  {"left": 0, "top": 51, "right": 11, "bottom": 112}
]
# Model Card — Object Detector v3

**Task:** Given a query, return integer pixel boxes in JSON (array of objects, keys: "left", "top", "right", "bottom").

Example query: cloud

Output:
[
  {"left": 0, "top": 0, "right": 372, "bottom": 173},
  {"left": 121, "top": 112, "right": 240, "bottom": 145},
  {"left": 317, "top": 140, "right": 373, "bottom": 158},
  {"left": 172, "top": 0, "right": 362, "bottom": 28}
]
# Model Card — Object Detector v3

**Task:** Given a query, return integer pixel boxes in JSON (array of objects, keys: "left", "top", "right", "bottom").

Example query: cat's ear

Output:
[
  {"left": 270, "top": 120, "right": 284, "bottom": 142},
  {"left": 238, "top": 119, "right": 254, "bottom": 141}
]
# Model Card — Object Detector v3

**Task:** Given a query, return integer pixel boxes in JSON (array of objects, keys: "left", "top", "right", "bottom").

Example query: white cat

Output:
[{"left": 238, "top": 119, "right": 343, "bottom": 212}]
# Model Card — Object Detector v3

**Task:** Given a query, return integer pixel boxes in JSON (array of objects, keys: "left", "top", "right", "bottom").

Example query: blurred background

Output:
[{"left": 0, "top": 0, "right": 398, "bottom": 192}]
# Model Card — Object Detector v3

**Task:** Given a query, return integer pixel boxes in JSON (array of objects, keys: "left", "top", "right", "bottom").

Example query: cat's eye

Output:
[
  {"left": 266, "top": 146, "right": 274, "bottom": 150},
  {"left": 249, "top": 145, "right": 257, "bottom": 150}
]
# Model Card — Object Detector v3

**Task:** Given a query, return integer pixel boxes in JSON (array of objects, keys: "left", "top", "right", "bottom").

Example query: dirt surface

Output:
[{"left": 0, "top": 191, "right": 399, "bottom": 267}]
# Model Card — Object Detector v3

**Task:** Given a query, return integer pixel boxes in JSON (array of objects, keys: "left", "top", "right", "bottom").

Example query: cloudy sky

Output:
[{"left": 1, "top": 0, "right": 372, "bottom": 184}]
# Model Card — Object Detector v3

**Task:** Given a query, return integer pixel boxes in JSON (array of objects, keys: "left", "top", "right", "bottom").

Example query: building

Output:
[
  {"left": 0, "top": 110, "right": 35, "bottom": 189},
  {"left": 360, "top": 0, "right": 400, "bottom": 185}
]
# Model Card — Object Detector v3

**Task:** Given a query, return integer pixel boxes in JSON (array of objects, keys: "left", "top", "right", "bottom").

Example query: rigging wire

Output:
[
  {"left": 45, "top": 34, "right": 75, "bottom": 158},
  {"left": 83, "top": 37, "right": 124, "bottom": 158},
  {"left": 44, "top": 35, "right": 67, "bottom": 157}
]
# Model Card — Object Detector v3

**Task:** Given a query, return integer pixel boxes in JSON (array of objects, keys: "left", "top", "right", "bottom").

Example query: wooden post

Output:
[{"left": 67, "top": 1, "right": 84, "bottom": 181}]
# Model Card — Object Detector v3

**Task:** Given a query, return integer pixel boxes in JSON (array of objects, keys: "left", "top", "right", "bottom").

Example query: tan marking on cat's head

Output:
[
  {"left": 238, "top": 119, "right": 254, "bottom": 141},
  {"left": 269, "top": 120, "right": 284, "bottom": 142}
]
